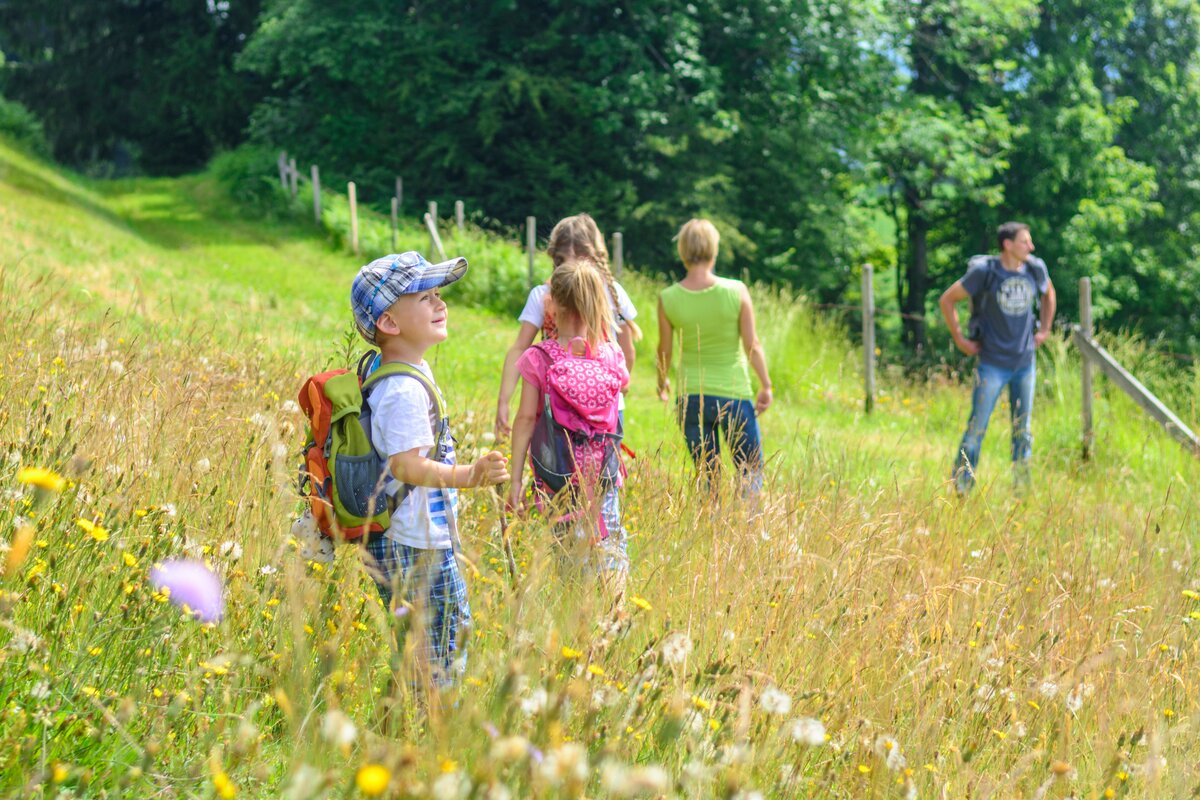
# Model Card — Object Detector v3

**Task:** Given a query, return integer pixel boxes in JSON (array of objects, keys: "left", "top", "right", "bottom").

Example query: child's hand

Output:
[
  {"left": 468, "top": 451, "right": 510, "bottom": 488},
  {"left": 506, "top": 480, "right": 526, "bottom": 516},
  {"left": 494, "top": 408, "right": 511, "bottom": 441}
]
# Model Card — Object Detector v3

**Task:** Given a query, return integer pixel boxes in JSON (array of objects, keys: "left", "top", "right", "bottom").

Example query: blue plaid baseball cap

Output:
[{"left": 351, "top": 251, "right": 468, "bottom": 344}]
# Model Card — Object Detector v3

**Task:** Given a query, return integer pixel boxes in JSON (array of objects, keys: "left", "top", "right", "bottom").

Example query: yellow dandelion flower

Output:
[
  {"left": 123, "top": 552, "right": 138, "bottom": 568},
  {"left": 88, "top": 646, "right": 102, "bottom": 656},
  {"left": 4, "top": 524, "right": 35, "bottom": 577},
  {"left": 212, "top": 770, "right": 236, "bottom": 799},
  {"left": 1164, "top": 708, "right": 1175, "bottom": 719},
  {"left": 1117, "top": 771, "right": 1129, "bottom": 782},
  {"left": 858, "top": 764, "right": 871, "bottom": 774},
  {"left": 692, "top": 696, "right": 712, "bottom": 711},
  {"left": 439, "top": 759, "right": 458, "bottom": 773},
  {"left": 561, "top": 646, "right": 583, "bottom": 659},
  {"left": 52, "top": 763, "right": 69, "bottom": 783},
  {"left": 81, "top": 686, "right": 99, "bottom": 698},
  {"left": 630, "top": 596, "right": 652, "bottom": 612},
  {"left": 17, "top": 467, "right": 66, "bottom": 492},
  {"left": 76, "top": 519, "right": 109, "bottom": 542},
  {"left": 1183, "top": 590, "right": 1200, "bottom": 600},
  {"left": 708, "top": 718, "right": 721, "bottom": 731},
  {"left": 587, "top": 665, "right": 606, "bottom": 677},
  {"left": 356, "top": 764, "right": 391, "bottom": 796}
]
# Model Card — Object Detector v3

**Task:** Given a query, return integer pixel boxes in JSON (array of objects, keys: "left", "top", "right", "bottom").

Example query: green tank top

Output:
[{"left": 660, "top": 276, "right": 753, "bottom": 400}]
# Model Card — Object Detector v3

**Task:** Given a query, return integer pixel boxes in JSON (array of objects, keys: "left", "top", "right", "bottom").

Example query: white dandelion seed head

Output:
[
  {"left": 790, "top": 717, "right": 826, "bottom": 746},
  {"left": 195, "top": 458, "right": 211, "bottom": 474},
  {"left": 280, "top": 399, "right": 300, "bottom": 414},
  {"left": 520, "top": 687, "right": 548, "bottom": 717},
  {"left": 105, "top": 463, "right": 123, "bottom": 477},
  {"left": 7, "top": 628, "right": 43, "bottom": 655},
  {"left": 28, "top": 681, "right": 50, "bottom": 700},
  {"left": 537, "top": 743, "right": 588, "bottom": 787},
  {"left": 259, "top": 564, "right": 278, "bottom": 576},
  {"left": 490, "top": 736, "right": 530, "bottom": 763},
  {"left": 759, "top": 685, "right": 792, "bottom": 715},
  {"left": 218, "top": 541, "right": 242, "bottom": 561},
  {"left": 109, "top": 360, "right": 125, "bottom": 376},
  {"left": 431, "top": 771, "right": 470, "bottom": 800},
  {"left": 319, "top": 709, "right": 357, "bottom": 747},
  {"left": 162, "top": 503, "right": 178, "bottom": 518},
  {"left": 661, "top": 632, "right": 693, "bottom": 666},
  {"left": 272, "top": 443, "right": 289, "bottom": 460},
  {"left": 249, "top": 413, "right": 272, "bottom": 429},
  {"left": 874, "top": 735, "right": 907, "bottom": 772},
  {"left": 483, "top": 784, "right": 511, "bottom": 800},
  {"left": 1038, "top": 680, "right": 1059, "bottom": 698},
  {"left": 975, "top": 683, "right": 996, "bottom": 701}
]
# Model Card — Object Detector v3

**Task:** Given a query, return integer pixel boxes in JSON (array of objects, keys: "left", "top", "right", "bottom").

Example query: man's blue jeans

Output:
[
  {"left": 679, "top": 394, "right": 764, "bottom": 496},
  {"left": 952, "top": 361, "right": 1035, "bottom": 493}
]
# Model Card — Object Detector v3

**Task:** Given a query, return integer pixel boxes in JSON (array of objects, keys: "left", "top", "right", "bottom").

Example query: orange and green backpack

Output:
[{"left": 297, "top": 353, "right": 447, "bottom": 542}]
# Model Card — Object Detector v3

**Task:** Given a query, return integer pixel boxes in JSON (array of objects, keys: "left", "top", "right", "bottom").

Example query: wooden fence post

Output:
[
  {"left": 288, "top": 157, "right": 298, "bottom": 198},
  {"left": 395, "top": 177, "right": 403, "bottom": 210},
  {"left": 455, "top": 200, "right": 464, "bottom": 233},
  {"left": 862, "top": 264, "right": 876, "bottom": 414},
  {"left": 424, "top": 213, "right": 448, "bottom": 261},
  {"left": 613, "top": 232, "right": 624, "bottom": 276},
  {"left": 311, "top": 165, "right": 321, "bottom": 224},
  {"left": 427, "top": 202, "right": 438, "bottom": 256},
  {"left": 1080, "top": 276, "right": 1094, "bottom": 460},
  {"left": 348, "top": 182, "right": 359, "bottom": 255},
  {"left": 526, "top": 216, "right": 537, "bottom": 288},
  {"left": 390, "top": 197, "right": 399, "bottom": 252},
  {"left": 277, "top": 151, "right": 288, "bottom": 191}
]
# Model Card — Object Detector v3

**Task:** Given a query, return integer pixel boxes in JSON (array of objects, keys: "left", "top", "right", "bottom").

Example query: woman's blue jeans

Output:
[
  {"left": 679, "top": 394, "right": 763, "bottom": 496},
  {"left": 953, "top": 361, "right": 1035, "bottom": 493}
]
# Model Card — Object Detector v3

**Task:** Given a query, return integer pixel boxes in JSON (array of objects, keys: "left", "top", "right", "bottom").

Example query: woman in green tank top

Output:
[{"left": 656, "top": 219, "right": 773, "bottom": 496}]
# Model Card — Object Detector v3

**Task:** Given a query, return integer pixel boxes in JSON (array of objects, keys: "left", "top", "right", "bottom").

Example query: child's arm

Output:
[
  {"left": 655, "top": 296, "right": 673, "bottom": 402},
  {"left": 507, "top": 377, "right": 540, "bottom": 511},
  {"left": 738, "top": 285, "right": 773, "bottom": 414},
  {"left": 495, "top": 322, "right": 540, "bottom": 440},
  {"left": 616, "top": 323, "right": 636, "bottom": 374},
  {"left": 389, "top": 449, "right": 508, "bottom": 490}
]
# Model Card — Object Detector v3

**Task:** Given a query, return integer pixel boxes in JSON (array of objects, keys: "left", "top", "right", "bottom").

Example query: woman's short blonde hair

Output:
[{"left": 676, "top": 218, "right": 720, "bottom": 266}]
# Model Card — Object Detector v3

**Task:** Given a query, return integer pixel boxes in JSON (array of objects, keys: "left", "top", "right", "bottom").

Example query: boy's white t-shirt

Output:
[
  {"left": 367, "top": 361, "right": 457, "bottom": 550},
  {"left": 519, "top": 282, "right": 637, "bottom": 412}
]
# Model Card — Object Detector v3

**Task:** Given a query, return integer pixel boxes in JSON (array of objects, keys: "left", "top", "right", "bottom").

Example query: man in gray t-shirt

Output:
[{"left": 938, "top": 222, "right": 1057, "bottom": 493}]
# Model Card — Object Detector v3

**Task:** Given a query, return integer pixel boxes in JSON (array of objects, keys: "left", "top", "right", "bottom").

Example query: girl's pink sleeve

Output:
[{"left": 516, "top": 347, "right": 547, "bottom": 390}]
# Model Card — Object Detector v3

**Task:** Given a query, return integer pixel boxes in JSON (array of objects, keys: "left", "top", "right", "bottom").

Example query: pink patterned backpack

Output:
[{"left": 529, "top": 338, "right": 624, "bottom": 493}]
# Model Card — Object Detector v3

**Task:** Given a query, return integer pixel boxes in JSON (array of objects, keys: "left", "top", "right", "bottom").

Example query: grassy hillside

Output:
[{"left": 2, "top": 137, "right": 1200, "bottom": 798}]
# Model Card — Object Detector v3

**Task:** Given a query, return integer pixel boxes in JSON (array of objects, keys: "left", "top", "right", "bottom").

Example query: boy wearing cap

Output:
[{"left": 351, "top": 251, "right": 509, "bottom": 688}]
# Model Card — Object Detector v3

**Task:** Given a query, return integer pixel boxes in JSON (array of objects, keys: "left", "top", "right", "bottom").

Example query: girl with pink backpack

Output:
[{"left": 508, "top": 259, "right": 631, "bottom": 598}]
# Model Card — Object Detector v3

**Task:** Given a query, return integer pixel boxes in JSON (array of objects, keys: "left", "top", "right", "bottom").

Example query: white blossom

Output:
[
  {"left": 661, "top": 633, "right": 693, "bottom": 666},
  {"left": 790, "top": 717, "right": 826, "bottom": 746},
  {"left": 320, "top": 710, "right": 357, "bottom": 747},
  {"left": 759, "top": 685, "right": 792, "bottom": 715}
]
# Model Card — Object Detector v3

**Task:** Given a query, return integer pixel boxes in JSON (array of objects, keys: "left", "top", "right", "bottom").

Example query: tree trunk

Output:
[{"left": 903, "top": 197, "right": 929, "bottom": 352}]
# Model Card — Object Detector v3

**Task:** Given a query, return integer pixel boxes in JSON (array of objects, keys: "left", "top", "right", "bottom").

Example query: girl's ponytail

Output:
[{"left": 550, "top": 260, "right": 613, "bottom": 350}]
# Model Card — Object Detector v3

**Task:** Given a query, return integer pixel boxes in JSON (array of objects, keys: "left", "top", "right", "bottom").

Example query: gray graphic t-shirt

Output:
[{"left": 961, "top": 255, "right": 1049, "bottom": 370}]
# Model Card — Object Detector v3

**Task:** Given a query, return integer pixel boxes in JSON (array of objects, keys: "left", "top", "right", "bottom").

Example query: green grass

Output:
[{"left": 2, "top": 135, "right": 1200, "bottom": 798}]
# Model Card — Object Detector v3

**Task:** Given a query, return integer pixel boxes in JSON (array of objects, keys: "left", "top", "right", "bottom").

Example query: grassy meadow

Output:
[{"left": 3, "top": 136, "right": 1200, "bottom": 799}]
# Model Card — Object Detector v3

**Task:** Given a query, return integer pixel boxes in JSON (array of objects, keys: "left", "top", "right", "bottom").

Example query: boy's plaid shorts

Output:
[{"left": 364, "top": 536, "right": 471, "bottom": 686}]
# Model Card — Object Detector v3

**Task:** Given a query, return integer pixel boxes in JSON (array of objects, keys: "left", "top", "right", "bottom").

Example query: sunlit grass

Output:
[{"left": 2, "top": 136, "right": 1200, "bottom": 797}]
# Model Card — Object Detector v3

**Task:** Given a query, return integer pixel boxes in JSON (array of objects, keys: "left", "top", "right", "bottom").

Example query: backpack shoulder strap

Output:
[{"left": 363, "top": 361, "right": 446, "bottom": 420}]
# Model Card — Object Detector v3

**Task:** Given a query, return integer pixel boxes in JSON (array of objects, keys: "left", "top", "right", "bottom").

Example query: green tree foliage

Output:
[
  {"left": 0, "top": 0, "right": 263, "bottom": 173},
  {"left": 8, "top": 0, "right": 1200, "bottom": 356}
]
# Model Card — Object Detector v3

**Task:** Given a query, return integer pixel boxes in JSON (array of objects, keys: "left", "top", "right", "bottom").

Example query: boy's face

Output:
[{"left": 376, "top": 288, "right": 449, "bottom": 347}]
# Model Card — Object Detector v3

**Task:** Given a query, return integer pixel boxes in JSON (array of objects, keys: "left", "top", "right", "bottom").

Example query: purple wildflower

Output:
[{"left": 150, "top": 559, "right": 224, "bottom": 623}]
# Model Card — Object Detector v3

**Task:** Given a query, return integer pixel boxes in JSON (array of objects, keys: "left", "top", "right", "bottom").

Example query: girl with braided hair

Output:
[{"left": 494, "top": 213, "right": 641, "bottom": 440}]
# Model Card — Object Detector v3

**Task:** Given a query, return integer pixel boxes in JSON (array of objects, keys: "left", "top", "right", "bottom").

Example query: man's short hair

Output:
[
  {"left": 997, "top": 221, "right": 1030, "bottom": 251},
  {"left": 676, "top": 218, "right": 720, "bottom": 266}
]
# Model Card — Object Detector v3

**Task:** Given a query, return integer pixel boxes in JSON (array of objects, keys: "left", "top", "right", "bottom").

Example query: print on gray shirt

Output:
[{"left": 961, "top": 255, "right": 1049, "bottom": 371}]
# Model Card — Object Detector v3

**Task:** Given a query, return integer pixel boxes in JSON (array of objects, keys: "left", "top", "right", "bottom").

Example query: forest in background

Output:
[{"left": 3, "top": 0, "right": 1200, "bottom": 357}]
